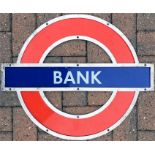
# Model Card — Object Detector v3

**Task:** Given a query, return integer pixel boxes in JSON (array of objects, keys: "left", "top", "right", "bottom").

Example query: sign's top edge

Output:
[{"left": 1, "top": 63, "right": 154, "bottom": 68}]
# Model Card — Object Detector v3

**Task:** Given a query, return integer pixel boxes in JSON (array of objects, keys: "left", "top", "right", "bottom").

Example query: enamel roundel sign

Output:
[{"left": 1, "top": 15, "right": 154, "bottom": 140}]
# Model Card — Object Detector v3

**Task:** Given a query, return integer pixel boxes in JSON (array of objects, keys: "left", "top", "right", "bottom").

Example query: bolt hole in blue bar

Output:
[{"left": 4, "top": 66, "right": 151, "bottom": 89}]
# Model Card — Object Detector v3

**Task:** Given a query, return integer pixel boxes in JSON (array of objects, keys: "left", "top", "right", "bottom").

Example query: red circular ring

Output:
[{"left": 18, "top": 16, "right": 137, "bottom": 138}]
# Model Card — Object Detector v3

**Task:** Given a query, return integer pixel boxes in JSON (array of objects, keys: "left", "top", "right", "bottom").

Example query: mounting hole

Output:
[
  {"left": 107, "top": 23, "right": 110, "bottom": 26},
  {"left": 144, "top": 64, "right": 147, "bottom": 67},
  {"left": 46, "top": 23, "right": 48, "bottom": 26},
  {"left": 77, "top": 115, "right": 79, "bottom": 118},
  {"left": 107, "top": 129, "right": 110, "bottom": 132},
  {"left": 77, "top": 88, "right": 79, "bottom": 91},
  {"left": 46, "top": 129, "right": 49, "bottom": 132},
  {"left": 9, "top": 88, "right": 11, "bottom": 91},
  {"left": 77, "top": 36, "right": 79, "bottom": 39},
  {"left": 77, "top": 64, "right": 79, "bottom": 66}
]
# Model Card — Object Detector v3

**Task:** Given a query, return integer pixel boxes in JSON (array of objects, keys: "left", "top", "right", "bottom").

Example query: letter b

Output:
[{"left": 53, "top": 71, "right": 62, "bottom": 84}]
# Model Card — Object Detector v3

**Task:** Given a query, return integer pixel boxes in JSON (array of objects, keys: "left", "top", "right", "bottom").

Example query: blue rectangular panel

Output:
[{"left": 4, "top": 66, "right": 151, "bottom": 89}]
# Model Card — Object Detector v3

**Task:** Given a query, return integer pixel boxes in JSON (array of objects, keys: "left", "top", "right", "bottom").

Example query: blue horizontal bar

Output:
[{"left": 4, "top": 66, "right": 151, "bottom": 88}]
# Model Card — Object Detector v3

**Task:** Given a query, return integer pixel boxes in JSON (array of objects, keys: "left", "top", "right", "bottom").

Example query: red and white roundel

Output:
[{"left": 17, "top": 14, "right": 139, "bottom": 140}]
